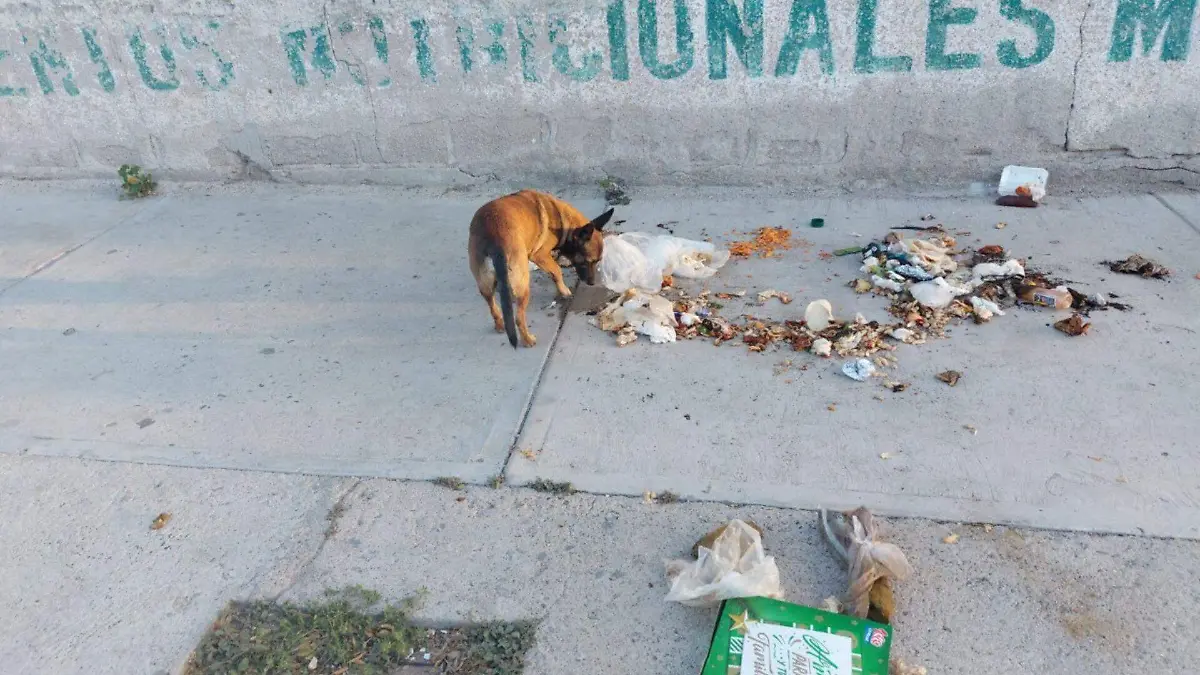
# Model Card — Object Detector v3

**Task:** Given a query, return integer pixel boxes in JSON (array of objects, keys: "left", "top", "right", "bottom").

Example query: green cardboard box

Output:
[{"left": 701, "top": 597, "right": 892, "bottom": 675}]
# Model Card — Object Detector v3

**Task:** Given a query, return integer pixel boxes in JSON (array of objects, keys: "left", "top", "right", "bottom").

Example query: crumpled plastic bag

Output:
[
  {"left": 664, "top": 519, "right": 783, "bottom": 607},
  {"left": 599, "top": 232, "right": 731, "bottom": 293}
]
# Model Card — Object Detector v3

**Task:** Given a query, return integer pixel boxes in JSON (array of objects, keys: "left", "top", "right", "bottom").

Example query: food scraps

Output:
[
  {"left": 756, "top": 289, "right": 792, "bottom": 304},
  {"left": 150, "top": 512, "right": 172, "bottom": 530},
  {"left": 1054, "top": 314, "right": 1091, "bottom": 337},
  {"left": 936, "top": 370, "right": 962, "bottom": 387},
  {"left": 727, "top": 226, "right": 794, "bottom": 258},
  {"left": 1104, "top": 254, "right": 1171, "bottom": 279}
]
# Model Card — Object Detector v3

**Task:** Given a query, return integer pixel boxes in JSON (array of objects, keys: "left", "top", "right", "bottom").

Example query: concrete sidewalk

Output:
[{"left": 1, "top": 181, "right": 1198, "bottom": 673}]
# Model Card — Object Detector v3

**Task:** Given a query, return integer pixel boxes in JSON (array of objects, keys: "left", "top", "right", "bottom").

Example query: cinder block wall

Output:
[{"left": 1, "top": 0, "right": 1197, "bottom": 186}]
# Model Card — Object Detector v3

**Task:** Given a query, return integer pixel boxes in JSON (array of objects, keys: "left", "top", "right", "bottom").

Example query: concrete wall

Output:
[{"left": 2, "top": 0, "right": 1199, "bottom": 187}]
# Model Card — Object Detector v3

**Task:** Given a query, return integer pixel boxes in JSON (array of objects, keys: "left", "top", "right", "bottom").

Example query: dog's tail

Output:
[{"left": 489, "top": 246, "right": 518, "bottom": 348}]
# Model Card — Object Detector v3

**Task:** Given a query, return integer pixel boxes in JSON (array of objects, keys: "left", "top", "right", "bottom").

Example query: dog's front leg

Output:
[{"left": 529, "top": 248, "right": 573, "bottom": 299}]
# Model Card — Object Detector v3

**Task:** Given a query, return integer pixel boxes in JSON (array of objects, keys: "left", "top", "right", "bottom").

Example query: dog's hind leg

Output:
[{"left": 469, "top": 239, "right": 506, "bottom": 333}]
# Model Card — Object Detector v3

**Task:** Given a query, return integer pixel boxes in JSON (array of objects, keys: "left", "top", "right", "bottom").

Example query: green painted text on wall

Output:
[{"left": 1, "top": 1, "right": 1198, "bottom": 97}]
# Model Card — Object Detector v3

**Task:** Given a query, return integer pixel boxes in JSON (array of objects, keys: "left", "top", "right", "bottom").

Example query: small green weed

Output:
[
  {"left": 599, "top": 176, "right": 631, "bottom": 206},
  {"left": 462, "top": 621, "right": 539, "bottom": 675},
  {"left": 656, "top": 490, "right": 681, "bottom": 504},
  {"left": 117, "top": 164, "right": 157, "bottom": 199},
  {"left": 434, "top": 476, "right": 466, "bottom": 491},
  {"left": 489, "top": 474, "right": 506, "bottom": 489},
  {"left": 529, "top": 478, "right": 576, "bottom": 495}
]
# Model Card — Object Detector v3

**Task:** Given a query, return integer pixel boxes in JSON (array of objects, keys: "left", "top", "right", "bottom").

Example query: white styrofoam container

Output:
[{"left": 998, "top": 165, "right": 1048, "bottom": 201}]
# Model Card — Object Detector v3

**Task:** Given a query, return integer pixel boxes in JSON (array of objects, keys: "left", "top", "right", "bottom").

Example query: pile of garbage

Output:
[{"left": 588, "top": 217, "right": 1132, "bottom": 354}]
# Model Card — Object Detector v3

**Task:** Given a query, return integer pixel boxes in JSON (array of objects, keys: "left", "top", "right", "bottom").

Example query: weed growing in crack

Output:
[{"left": 118, "top": 164, "right": 157, "bottom": 199}]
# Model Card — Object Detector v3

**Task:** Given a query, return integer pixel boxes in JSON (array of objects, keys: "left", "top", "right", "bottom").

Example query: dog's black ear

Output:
[{"left": 589, "top": 208, "right": 615, "bottom": 231}]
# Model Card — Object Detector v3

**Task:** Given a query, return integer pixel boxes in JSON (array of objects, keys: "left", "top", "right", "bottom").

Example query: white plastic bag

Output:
[
  {"left": 663, "top": 519, "right": 783, "bottom": 607},
  {"left": 599, "top": 232, "right": 730, "bottom": 292}
]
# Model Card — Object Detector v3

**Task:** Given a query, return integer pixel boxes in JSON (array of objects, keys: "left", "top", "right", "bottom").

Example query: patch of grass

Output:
[
  {"left": 489, "top": 474, "right": 505, "bottom": 489},
  {"left": 118, "top": 164, "right": 157, "bottom": 199},
  {"left": 528, "top": 478, "right": 576, "bottom": 495},
  {"left": 184, "top": 586, "right": 419, "bottom": 675},
  {"left": 434, "top": 476, "right": 466, "bottom": 491},
  {"left": 185, "top": 587, "right": 538, "bottom": 675},
  {"left": 656, "top": 490, "right": 681, "bottom": 504}
]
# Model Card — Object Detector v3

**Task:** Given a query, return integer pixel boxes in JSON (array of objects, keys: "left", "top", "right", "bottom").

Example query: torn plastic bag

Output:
[
  {"left": 599, "top": 232, "right": 730, "bottom": 292},
  {"left": 591, "top": 289, "right": 677, "bottom": 343},
  {"left": 664, "top": 519, "right": 783, "bottom": 607}
]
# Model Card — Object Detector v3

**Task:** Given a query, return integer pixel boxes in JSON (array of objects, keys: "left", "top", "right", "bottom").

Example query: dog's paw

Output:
[{"left": 521, "top": 334, "right": 538, "bottom": 348}]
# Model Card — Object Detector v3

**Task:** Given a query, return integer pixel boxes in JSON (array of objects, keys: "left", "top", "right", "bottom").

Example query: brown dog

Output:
[{"left": 468, "top": 190, "right": 614, "bottom": 348}]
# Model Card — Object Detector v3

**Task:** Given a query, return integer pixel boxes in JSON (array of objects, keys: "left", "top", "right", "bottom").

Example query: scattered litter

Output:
[
  {"left": 977, "top": 244, "right": 1005, "bottom": 257},
  {"left": 728, "top": 226, "right": 794, "bottom": 258},
  {"left": 811, "top": 337, "right": 832, "bottom": 357},
  {"left": 1105, "top": 253, "right": 1171, "bottom": 279},
  {"left": 62, "top": 328, "right": 76, "bottom": 336},
  {"left": 827, "top": 403, "right": 837, "bottom": 412},
  {"left": 890, "top": 382, "right": 909, "bottom": 393},
  {"left": 819, "top": 507, "right": 913, "bottom": 624},
  {"left": 810, "top": 217, "right": 826, "bottom": 228},
  {"left": 854, "top": 278, "right": 874, "bottom": 293},
  {"left": 842, "top": 358, "right": 877, "bottom": 381},
  {"left": 909, "top": 278, "right": 966, "bottom": 309},
  {"left": 873, "top": 275, "right": 904, "bottom": 292},
  {"left": 835, "top": 246, "right": 865, "bottom": 256},
  {"left": 972, "top": 259, "right": 1024, "bottom": 282},
  {"left": 1088, "top": 456, "right": 1104, "bottom": 462},
  {"left": 1116, "top": 475, "right": 1129, "bottom": 484},
  {"left": 599, "top": 232, "right": 730, "bottom": 292},
  {"left": 665, "top": 519, "right": 782, "bottom": 606},
  {"left": 137, "top": 418, "right": 155, "bottom": 429},
  {"left": 1019, "top": 286, "right": 1072, "bottom": 309},
  {"left": 150, "top": 512, "right": 171, "bottom": 530},
  {"left": 998, "top": 165, "right": 1048, "bottom": 202},
  {"left": 970, "top": 296, "right": 1004, "bottom": 322},
  {"left": 964, "top": 424, "right": 978, "bottom": 435},
  {"left": 936, "top": 370, "right": 962, "bottom": 387},
  {"left": 756, "top": 289, "right": 792, "bottom": 304},
  {"left": 942, "top": 533, "right": 959, "bottom": 544},
  {"left": 307, "top": 656, "right": 318, "bottom": 670},
  {"left": 592, "top": 290, "right": 677, "bottom": 344},
  {"left": 1054, "top": 313, "right": 1091, "bottom": 336},
  {"left": 519, "top": 448, "right": 539, "bottom": 461},
  {"left": 879, "top": 452, "right": 893, "bottom": 460},
  {"left": 892, "top": 264, "right": 935, "bottom": 282},
  {"left": 804, "top": 299, "right": 835, "bottom": 331},
  {"left": 888, "top": 327, "right": 916, "bottom": 343}
]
